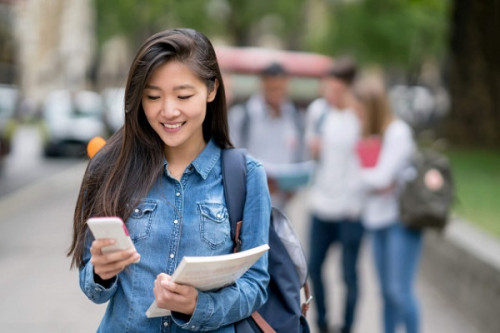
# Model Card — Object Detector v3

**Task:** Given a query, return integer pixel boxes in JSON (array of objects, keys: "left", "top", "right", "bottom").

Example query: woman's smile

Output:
[{"left": 162, "top": 121, "right": 186, "bottom": 131}]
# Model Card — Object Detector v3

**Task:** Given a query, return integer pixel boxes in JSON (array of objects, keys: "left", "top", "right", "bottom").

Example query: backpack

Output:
[
  {"left": 399, "top": 148, "right": 454, "bottom": 230},
  {"left": 221, "top": 148, "right": 311, "bottom": 333}
]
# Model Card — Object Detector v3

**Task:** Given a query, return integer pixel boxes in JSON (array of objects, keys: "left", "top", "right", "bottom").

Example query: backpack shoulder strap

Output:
[
  {"left": 221, "top": 148, "right": 247, "bottom": 252},
  {"left": 314, "top": 101, "right": 329, "bottom": 134}
]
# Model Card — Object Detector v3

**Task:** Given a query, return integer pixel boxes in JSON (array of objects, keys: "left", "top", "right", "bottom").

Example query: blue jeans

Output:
[
  {"left": 308, "top": 215, "right": 364, "bottom": 332},
  {"left": 371, "top": 223, "right": 423, "bottom": 333}
]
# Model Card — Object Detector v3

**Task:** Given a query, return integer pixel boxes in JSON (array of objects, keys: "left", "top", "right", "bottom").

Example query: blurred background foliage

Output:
[
  {"left": 3, "top": 0, "right": 497, "bottom": 148},
  {"left": 94, "top": 0, "right": 500, "bottom": 146},
  {"left": 320, "top": 0, "right": 450, "bottom": 79},
  {"left": 94, "top": 0, "right": 450, "bottom": 79}
]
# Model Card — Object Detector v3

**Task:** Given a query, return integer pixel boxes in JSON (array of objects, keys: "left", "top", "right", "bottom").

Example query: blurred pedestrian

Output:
[
  {"left": 304, "top": 57, "right": 365, "bottom": 333},
  {"left": 353, "top": 75, "right": 422, "bottom": 333},
  {"left": 67, "top": 28, "right": 271, "bottom": 332},
  {"left": 228, "top": 61, "right": 304, "bottom": 209}
]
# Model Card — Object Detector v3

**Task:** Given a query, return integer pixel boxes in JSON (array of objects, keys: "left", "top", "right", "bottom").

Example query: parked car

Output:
[
  {"left": 0, "top": 84, "right": 19, "bottom": 166},
  {"left": 41, "top": 89, "right": 107, "bottom": 157},
  {"left": 101, "top": 87, "right": 125, "bottom": 134}
]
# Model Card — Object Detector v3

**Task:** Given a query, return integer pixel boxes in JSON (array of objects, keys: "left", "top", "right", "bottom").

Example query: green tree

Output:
[
  {"left": 94, "top": 0, "right": 304, "bottom": 49},
  {"left": 94, "top": 0, "right": 215, "bottom": 49},
  {"left": 309, "top": 0, "right": 451, "bottom": 83}
]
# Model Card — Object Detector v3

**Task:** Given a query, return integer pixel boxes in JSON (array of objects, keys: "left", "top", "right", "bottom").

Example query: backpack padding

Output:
[
  {"left": 272, "top": 208, "right": 308, "bottom": 286},
  {"left": 221, "top": 148, "right": 247, "bottom": 242},
  {"left": 260, "top": 216, "right": 304, "bottom": 332}
]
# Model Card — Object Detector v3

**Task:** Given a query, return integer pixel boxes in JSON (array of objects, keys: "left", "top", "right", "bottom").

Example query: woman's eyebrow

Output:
[
  {"left": 173, "top": 84, "right": 196, "bottom": 91},
  {"left": 144, "top": 84, "right": 161, "bottom": 91},
  {"left": 144, "top": 84, "right": 196, "bottom": 91}
]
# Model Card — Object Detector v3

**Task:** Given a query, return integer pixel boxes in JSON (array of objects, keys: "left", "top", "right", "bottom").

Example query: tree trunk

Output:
[{"left": 446, "top": 0, "right": 500, "bottom": 147}]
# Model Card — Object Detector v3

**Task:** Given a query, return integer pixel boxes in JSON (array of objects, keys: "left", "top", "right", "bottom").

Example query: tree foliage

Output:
[
  {"left": 94, "top": 0, "right": 304, "bottom": 49},
  {"left": 310, "top": 0, "right": 451, "bottom": 78}
]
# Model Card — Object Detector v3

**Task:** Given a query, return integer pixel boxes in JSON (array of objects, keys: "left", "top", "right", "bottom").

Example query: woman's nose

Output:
[{"left": 161, "top": 99, "right": 181, "bottom": 117}]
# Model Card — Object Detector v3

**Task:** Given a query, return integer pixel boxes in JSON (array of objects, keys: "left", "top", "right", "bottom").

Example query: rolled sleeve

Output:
[
  {"left": 171, "top": 292, "right": 215, "bottom": 331},
  {"left": 79, "top": 232, "right": 118, "bottom": 304},
  {"left": 79, "top": 262, "right": 118, "bottom": 304}
]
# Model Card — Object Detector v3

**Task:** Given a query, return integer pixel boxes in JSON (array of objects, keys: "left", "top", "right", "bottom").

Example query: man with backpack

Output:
[{"left": 228, "top": 62, "right": 305, "bottom": 210}]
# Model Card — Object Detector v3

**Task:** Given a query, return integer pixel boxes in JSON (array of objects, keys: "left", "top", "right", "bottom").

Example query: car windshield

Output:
[
  {"left": 0, "top": 85, "right": 18, "bottom": 119},
  {"left": 44, "top": 90, "right": 103, "bottom": 120}
]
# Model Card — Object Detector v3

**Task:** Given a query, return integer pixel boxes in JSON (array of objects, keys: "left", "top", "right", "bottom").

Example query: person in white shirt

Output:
[
  {"left": 228, "top": 62, "right": 304, "bottom": 209},
  {"left": 305, "top": 58, "right": 364, "bottom": 333},
  {"left": 353, "top": 75, "right": 422, "bottom": 333}
]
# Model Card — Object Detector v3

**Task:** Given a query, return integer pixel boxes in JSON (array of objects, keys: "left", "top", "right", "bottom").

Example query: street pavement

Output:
[{"left": 0, "top": 161, "right": 483, "bottom": 332}]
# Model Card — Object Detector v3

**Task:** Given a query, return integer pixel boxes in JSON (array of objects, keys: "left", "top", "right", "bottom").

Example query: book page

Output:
[{"left": 146, "top": 244, "right": 269, "bottom": 318}]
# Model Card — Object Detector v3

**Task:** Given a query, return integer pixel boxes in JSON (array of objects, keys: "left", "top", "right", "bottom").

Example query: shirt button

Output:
[
  {"left": 163, "top": 322, "right": 169, "bottom": 327},
  {"left": 173, "top": 219, "right": 178, "bottom": 224},
  {"left": 170, "top": 253, "right": 174, "bottom": 259},
  {"left": 216, "top": 213, "right": 221, "bottom": 218},
  {"left": 176, "top": 192, "right": 180, "bottom": 196},
  {"left": 134, "top": 208, "right": 140, "bottom": 213}
]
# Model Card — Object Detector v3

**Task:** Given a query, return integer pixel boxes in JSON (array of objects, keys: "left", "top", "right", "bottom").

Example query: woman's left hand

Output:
[{"left": 153, "top": 273, "right": 198, "bottom": 315}]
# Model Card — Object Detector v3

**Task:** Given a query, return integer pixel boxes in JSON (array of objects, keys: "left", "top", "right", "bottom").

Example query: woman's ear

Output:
[{"left": 207, "top": 79, "right": 219, "bottom": 102}]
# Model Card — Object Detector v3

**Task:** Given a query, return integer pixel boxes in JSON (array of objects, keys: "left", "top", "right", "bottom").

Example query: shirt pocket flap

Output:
[
  {"left": 130, "top": 201, "right": 157, "bottom": 219},
  {"left": 198, "top": 203, "right": 228, "bottom": 223}
]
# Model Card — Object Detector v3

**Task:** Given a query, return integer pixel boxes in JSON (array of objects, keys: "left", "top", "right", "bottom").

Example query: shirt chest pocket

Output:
[
  {"left": 198, "top": 203, "right": 230, "bottom": 249},
  {"left": 127, "top": 200, "right": 158, "bottom": 242}
]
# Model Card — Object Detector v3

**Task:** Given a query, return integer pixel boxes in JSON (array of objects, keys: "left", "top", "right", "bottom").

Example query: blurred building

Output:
[
  {"left": 0, "top": 1, "right": 16, "bottom": 84},
  {"left": 11, "top": 0, "right": 96, "bottom": 112}
]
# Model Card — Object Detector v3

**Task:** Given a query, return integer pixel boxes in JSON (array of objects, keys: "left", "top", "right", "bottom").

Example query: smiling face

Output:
[{"left": 142, "top": 61, "right": 218, "bottom": 156}]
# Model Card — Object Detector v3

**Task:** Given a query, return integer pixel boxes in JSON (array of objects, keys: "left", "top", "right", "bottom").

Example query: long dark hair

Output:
[
  {"left": 68, "top": 28, "right": 232, "bottom": 268},
  {"left": 353, "top": 75, "right": 393, "bottom": 138}
]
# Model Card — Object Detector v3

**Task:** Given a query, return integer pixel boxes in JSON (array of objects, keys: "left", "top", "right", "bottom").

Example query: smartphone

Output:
[{"left": 87, "top": 216, "right": 138, "bottom": 259}]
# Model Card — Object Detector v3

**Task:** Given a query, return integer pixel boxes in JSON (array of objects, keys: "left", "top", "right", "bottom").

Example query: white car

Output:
[
  {"left": 41, "top": 89, "right": 107, "bottom": 157},
  {"left": 102, "top": 87, "right": 125, "bottom": 134}
]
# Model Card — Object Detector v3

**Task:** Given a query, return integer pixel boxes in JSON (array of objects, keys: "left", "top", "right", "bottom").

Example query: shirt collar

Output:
[
  {"left": 163, "top": 139, "right": 221, "bottom": 180},
  {"left": 191, "top": 139, "right": 221, "bottom": 180}
]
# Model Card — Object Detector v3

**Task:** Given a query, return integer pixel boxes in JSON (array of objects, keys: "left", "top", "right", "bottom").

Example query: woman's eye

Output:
[
  {"left": 178, "top": 95, "right": 193, "bottom": 100},
  {"left": 146, "top": 95, "right": 160, "bottom": 100}
]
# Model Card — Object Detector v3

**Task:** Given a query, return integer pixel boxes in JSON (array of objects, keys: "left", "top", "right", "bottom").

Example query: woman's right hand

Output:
[{"left": 90, "top": 239, "right": 140, "bottom": 280}]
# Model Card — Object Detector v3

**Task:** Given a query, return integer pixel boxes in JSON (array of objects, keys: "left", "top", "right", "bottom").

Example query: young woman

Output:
[
  {"left": 67, "top": 28, "right": 271, "bottom": 332},
  {"left": 354, "top": 76, "right": 422, "bottom": 333},
  {"left": 304, "top": 58, "right": 365, "bottom": 333}
]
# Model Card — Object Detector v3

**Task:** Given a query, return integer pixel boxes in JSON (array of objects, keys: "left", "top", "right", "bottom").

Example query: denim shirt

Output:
[{"left": 79, "top": 140, "right": 271, "bottom": 332}]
